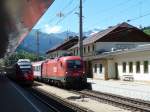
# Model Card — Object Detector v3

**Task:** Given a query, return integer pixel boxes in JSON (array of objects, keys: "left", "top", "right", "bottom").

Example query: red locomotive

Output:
[
  {"left": 7, "top": 59, "right": 34, "bottom": 86},
  {"left": 32, "top": 56, "right": 87, "bottom": 88}
]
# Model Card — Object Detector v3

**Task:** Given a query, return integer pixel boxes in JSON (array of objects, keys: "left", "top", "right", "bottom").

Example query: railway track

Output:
[
  {"left": 32, "top": 81, "right": 150, "bottom": 111},
  {"left": 28, "top": 87, "right": 93, "bottom": 112},
  {"left": 73, "top": 90, "right": 150, "bottom": 112}
]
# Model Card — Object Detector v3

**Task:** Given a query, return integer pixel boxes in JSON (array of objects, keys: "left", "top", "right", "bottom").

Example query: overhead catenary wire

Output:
[
  {"left": 61, "top": 0, "right": 74, "bottom": 11},
  {"left": 37, "top": 0, "right": 149, "bottom": 34},
  {"left": 47, "top": 0, "right": 134, "bottom": 35},
  {"left": 127, "top": 11, "right": 150, "bottom": 22},
  {"left": 85, "top": 0, "right": 149, "bottom": 31},
  {"left": 84, "top": 0, "right": 135, "bottom": 30},
  {"left": 95, "top": 0, "right": 133, "bottom": 14},
  {"left": 48, "top": 0, "right": 75, "bottom": 24},
  {"left": 36, "top": 0, "right": 76, "bottom": 30},
  {"left": 36, "top": 0, "right": 87, "bottom": 32},
  {"left": 54, "top": 0, "right": 87, "bottom": 26}
]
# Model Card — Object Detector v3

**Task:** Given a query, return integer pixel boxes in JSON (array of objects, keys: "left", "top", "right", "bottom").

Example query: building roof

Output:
[
  {"left": 70, "top": 22, "right": 150, "bottom": 49},
  {"left": 46, "top": 36, "right": 78, "bottom": 54},
  {"left": 84, "top": 44, "right": 150, "bottom": 61}
]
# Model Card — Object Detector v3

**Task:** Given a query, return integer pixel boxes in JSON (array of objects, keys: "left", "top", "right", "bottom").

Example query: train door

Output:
[
  {"left": 41, "top": 63, "right": 47, "bottom": 78},
  {"left": 41, "top": 63, "right": 44, "bottom": 79},
  {"left": 85, "top": 61, "right": 93, "bottom": 78},
  {"left": 115, "top": 63, "right": 119, "bottom": 79},
  {"left": 57, "top": 61, "right": 63, "bottom": 77}
]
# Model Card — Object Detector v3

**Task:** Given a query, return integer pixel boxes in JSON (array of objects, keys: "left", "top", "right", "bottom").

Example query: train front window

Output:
[
  {"left": 19, "top": 65, "right": 32, "bottom": 72},
  {"left": 67, "top": 60, "right": 82, "bottom": 70}
]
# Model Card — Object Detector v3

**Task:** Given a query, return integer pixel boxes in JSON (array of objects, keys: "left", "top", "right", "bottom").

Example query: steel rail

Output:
[
  {"left": 74, "top": 90, "right": 150, "bottom": 112},
  {"left": 34, "top": 81, "right": 150, "bottom": 111},
  {"left": 29, "top": 87, "right": 93, "bottom": 112},
  {"left": 29, "top": 89, "right": 61, "bottom": 112}
]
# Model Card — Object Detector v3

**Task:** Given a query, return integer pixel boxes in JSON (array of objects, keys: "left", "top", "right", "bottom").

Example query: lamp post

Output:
[
  {"left": 79, "top": 0, "right": 83, "bottom": 58},
  {"left": 36, "top": 30, "right": 40, "bottom": 61}
]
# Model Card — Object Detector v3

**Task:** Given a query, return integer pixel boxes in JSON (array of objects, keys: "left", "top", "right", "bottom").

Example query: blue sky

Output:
[{"left": 34, "top": 0, "right": 150, "bottom": 34}]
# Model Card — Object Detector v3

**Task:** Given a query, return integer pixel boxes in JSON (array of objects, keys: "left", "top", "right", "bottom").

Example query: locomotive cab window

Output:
[
  {"left": 19, "top": 65, "right": 32, "bottom": 70},
  {"left": 67, "top": 60, "right": 82, "bottom": 70}
]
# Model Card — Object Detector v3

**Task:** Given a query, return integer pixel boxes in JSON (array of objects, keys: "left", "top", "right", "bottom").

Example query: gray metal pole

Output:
[
  {"left": 79, "top": 0, "right": 83, "bottom": 58},
  {"left": 36, "top": 30, "right": 40, "bottom": 61}
]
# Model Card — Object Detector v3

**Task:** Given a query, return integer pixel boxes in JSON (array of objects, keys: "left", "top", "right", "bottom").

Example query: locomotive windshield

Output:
[
  {"left": 18, "top": 65, "right": 32, "bottom": 72},
  {"left": 19, "top": 65, "right": 32, "bottom": 69},
  {"left": 67, "top": 60, "right": 82, "bottom": 70}
]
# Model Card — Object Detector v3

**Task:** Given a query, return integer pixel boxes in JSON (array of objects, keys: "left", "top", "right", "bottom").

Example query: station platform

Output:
[
  {"left": 0, "top": 76, "right": 54, "bottom": 112},
  {"left": 87, "top": 78, "right": 150, "bottom": 101},
  {"left": 35, "top": 81, "right": 130, "bottom": 112}
]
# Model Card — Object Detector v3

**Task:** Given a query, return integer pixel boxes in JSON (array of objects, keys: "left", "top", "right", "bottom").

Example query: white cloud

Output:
[{"left": 41, "top": 24, "right": 62, "bottom": 34}]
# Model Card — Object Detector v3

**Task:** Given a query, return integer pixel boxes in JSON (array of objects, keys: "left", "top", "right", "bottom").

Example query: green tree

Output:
[{"left": 5, "top": 50, "right": 45, "bottom": 66}]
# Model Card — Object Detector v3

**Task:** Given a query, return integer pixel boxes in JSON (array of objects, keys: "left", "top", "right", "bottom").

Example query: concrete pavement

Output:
[
  {"left": 0, "top": 77, "right": 54, "bottom": 112},
  {"left": 34, "top": 81, "right": 130, "bottom": 112},
  {"left": 88, "top": 78, "right": 150, "bottom": 101}
]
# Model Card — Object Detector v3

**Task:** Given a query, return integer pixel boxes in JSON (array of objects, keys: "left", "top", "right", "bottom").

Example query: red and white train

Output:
[
  {"left": 32, "top": 61, "right": 44, "bottom": 81},
  {"left": 32, "top": 56, "right": 87, "bottom": 87}
]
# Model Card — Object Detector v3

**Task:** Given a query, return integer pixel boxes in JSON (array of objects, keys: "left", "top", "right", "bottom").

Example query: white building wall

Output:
[
  {"left": 92, "top": 62, "right": 105, "bottom": 79},
  {"left": 114, "top": 51, "right": 150, "bottom": 81},
  {"left": 108, "top": 60, "right": 116, "bottom": 79}
]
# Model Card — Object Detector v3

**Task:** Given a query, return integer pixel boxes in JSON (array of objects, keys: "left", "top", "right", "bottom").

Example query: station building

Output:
[
  {"left": 113, "top": 45, "right": 150, "bottom": 81},
  {"left": 46, "top": 22, "right": 150, "bottom": 82},
  {"left": 69, "top": 22, "right": 150, "bottom": 81},
  {"left": 46, "top": 36, "right": 79, "bottom": 58},
  {"left": 87, "top": 45, "right": 150, "bottom": 81}
]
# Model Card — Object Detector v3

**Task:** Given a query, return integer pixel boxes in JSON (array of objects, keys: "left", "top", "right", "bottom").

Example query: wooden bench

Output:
[{"left": 122, "top": 75, "right": 134, "bottom": 81}]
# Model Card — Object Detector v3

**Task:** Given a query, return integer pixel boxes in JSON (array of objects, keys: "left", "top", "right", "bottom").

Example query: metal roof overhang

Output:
[
  {"left": 83, "top": 46, "right": 150, "bottom": 61},
  {"left": 0, "top": 0, "right": 54, "bottom": 58}
]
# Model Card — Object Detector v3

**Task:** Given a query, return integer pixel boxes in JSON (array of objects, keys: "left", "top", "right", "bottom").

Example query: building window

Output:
[
  {"left": 75, "top": 49, "right": 77, "bottom": 56},
  {"left": 88, "top": 46, "right": 90, "bottom": 52},
  {"left": 86, "top": 46, "right": 88, "bottom": 53},
  {"left": 144, "top": 61, "right": 149, "bottom": 73},
  {"left": 136, "top": 61, "right": 140, "bottom": 73},
  {"left": 129, "top": 62, "right": 133, "bottom": 73},
  {"left": 84, "top": 47, "right": 86, "bottom": 54},
  {"left": 76, "top": 49, "right": 78, "bottom": 55},
  {"left": 33, "top": 67, "right": 35, "bottom": 71},
  {"left": 94, "top": 64, "right": 97, "bottom": 73},
  {"left": 93, "top": 45, "right": 95, "bottom": 51},
  {"left": 99, "top": 64, "right": 102, "bottom": 73},
  {"left": 122, "top": 62, "right": 126, "bottom": 73}
]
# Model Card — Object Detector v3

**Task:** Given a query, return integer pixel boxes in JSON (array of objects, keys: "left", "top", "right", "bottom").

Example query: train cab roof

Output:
[
  {"left": 42, "top": 56, "right": 82, "bottom": 64},
  {"left": 58, "top": 56, "right": 82, "bottom": 61},
  {"left": 17, "top": 59, "right": 31, "bottom": 63},
  {"left": 17, "top": 59, "right": 31, "bottom": 66},
  {"left": 32, "top": 61, "right": 44, "bottom": 66}
]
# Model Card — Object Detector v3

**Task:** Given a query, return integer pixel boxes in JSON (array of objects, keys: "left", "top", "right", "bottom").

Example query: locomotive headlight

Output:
[{"left": 24, "top": 73, "right": 28, "bottom": 77}]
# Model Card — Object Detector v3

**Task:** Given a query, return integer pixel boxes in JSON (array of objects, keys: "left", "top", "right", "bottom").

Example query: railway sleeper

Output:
[{"left": 77, "top": 91, "right": 150, "bottom": 112}]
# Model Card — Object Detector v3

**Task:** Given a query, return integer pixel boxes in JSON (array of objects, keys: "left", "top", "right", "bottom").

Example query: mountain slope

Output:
[
  {"left": 18, "top": 30, "right": 76, "bottom": 54},
  {"left": 143, "top": 28, "right": 150, "bottom": 35}
]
